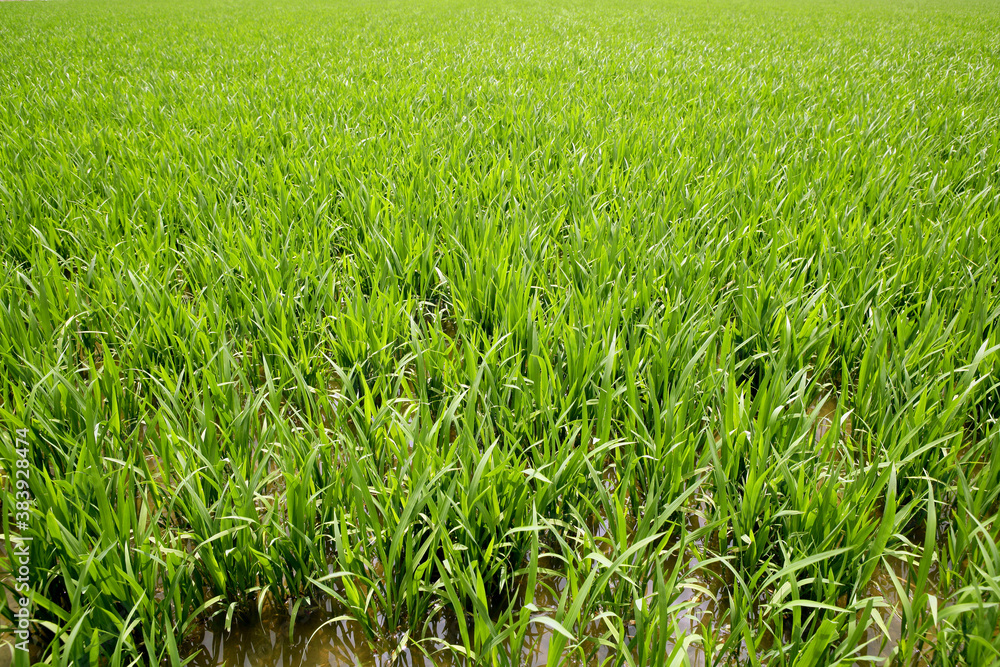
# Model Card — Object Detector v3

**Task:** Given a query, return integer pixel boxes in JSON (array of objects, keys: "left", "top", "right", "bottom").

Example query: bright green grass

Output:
[{"left": 1, "top": 0, "right": 999, "bottom": 664}]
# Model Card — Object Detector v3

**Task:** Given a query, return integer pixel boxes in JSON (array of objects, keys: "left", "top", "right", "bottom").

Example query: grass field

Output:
[{"left": 1, "top": 0, "right": 999, "bottom": 664}]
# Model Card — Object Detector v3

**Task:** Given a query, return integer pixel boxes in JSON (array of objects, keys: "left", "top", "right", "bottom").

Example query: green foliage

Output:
[{"left": 0, "top": 0, "right": 998, "bottom": 664}]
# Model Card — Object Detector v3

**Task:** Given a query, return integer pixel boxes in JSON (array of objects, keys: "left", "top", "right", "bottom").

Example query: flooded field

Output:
[
  {"left": 185, "top": 479, "right": 927, "bottom": 667},
  {"left": 186, "top": 559, "right": 917, "bottom": 667},
  {"left": 2, "top": 0, "right": 999, "bottom": 664}
]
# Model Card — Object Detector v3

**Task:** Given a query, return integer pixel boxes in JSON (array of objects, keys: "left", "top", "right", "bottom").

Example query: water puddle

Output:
[
  {"left": 182, "top": 551, "right": 919, "bottom": 667},
  {"left": 180, "top": 386, "right": 934, "bottom": 667},
  {"left": 810, "top": 390, "right": 852, "bottom": 444},
  {"left": 186, "top": 613, "right": 383, "bottom": 667},
  {"left": 183, "top": 603, "right": 609, "bottom": 667}
]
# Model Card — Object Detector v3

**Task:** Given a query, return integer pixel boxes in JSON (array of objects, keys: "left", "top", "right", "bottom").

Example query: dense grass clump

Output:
[{"left": 1, "top": 0, "right": 999, "bottom": 664}]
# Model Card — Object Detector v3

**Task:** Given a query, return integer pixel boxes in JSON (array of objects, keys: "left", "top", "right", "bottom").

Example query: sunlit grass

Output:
[{"left": 1, "top": 0, "right": 999, "bottom": 664}]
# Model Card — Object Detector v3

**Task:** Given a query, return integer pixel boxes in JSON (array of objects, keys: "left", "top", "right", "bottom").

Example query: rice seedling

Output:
[{"left": 1, "top": 0, "right": 999, "bottom": 664}]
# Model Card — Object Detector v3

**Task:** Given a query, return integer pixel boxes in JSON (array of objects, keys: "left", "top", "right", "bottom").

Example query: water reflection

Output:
[
  {"left": 186, "top": 605, "right": 384, "bottom": 667},
  {"left": 185, "top": 556, "right": 914, "bottom": 667},
  {"left": 184, "top": 609, "right": 614, "bottom": 667},
  {"left": 184, "top": 431, "right": 929, "bottom": 667},
  {"left": 811, "top": 391, "right": 852, "bottom": 444}
]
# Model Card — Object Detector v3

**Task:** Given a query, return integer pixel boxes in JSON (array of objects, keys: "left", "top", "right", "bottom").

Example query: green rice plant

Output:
[{"left": 1, "top": 0, "right": 999, "bottom": 664}]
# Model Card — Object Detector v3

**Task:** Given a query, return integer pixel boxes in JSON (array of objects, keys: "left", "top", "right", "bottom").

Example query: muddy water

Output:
[
  {"left": 183, "top": 541, "right": 726, "bottom": 667},
  {"left": 186, "top": 392, "right": 926, "bottom": 667},
  {"left": 182, "top": 573, "right": 735, "bottom": 667},
  {"left": 185, "top": 604, "right": 603, "bottom": 667},
  {"left": 185, "top": 553, "right": 916, "bottom": 667},
  {"left": 186, "top": 609, "right": 383, "bottom": 667},
  {"left": 811, "top": 391, "right": 852, "bottom": 444}
]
